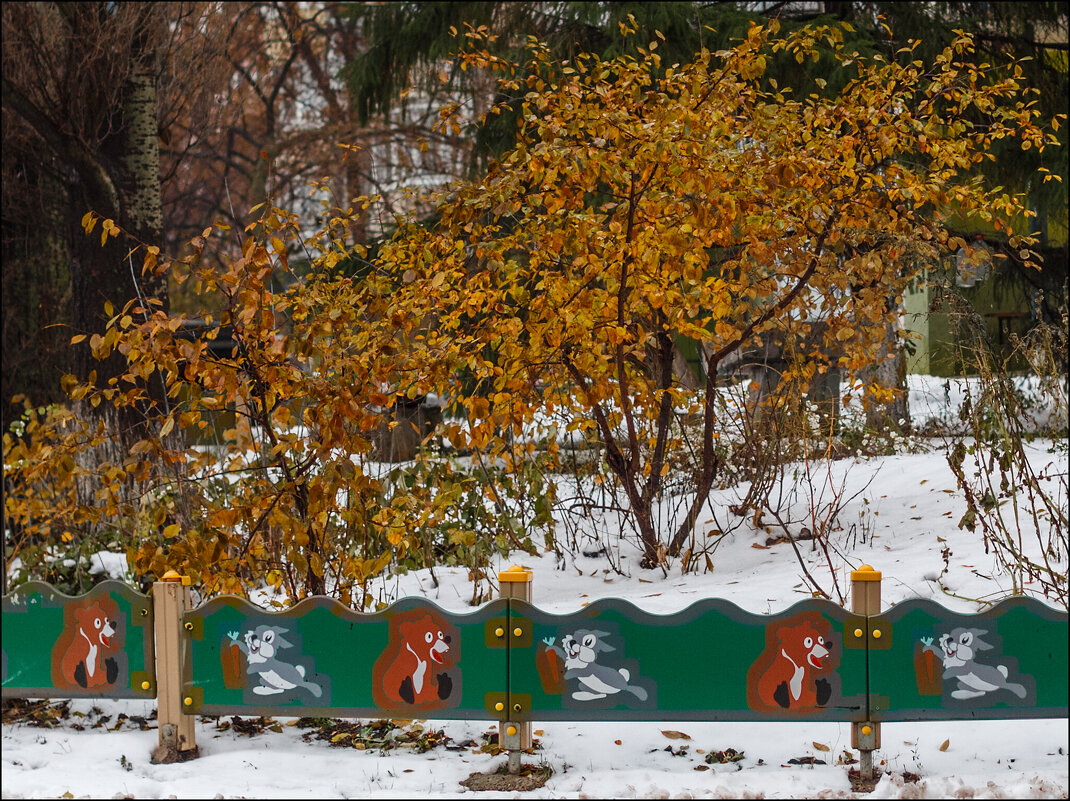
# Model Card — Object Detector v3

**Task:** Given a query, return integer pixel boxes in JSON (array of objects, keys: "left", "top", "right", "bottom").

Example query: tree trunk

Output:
[{"left": 860, "top": 318, "right": 910, "bottom": 433}]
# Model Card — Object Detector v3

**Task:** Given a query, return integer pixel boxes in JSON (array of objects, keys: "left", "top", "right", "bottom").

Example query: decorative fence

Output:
[{"left": 3, "top": 566, "right": 1067, "bottom": 779}]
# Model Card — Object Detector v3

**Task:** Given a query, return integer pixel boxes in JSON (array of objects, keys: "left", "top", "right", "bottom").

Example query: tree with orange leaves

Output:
[{"left": 375, "top": 18, "right": 1057, "bottom": 568}]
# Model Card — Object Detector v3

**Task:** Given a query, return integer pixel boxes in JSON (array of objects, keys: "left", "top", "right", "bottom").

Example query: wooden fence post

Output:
[
  {"left": 151, "top": 570, "right": 198, "bottom": 763},
  {"left": 851, "top": 564, "right": 882, "bottom": 781},
  {"left": 498, "top": 565, "right": 533, "bottom": 775}
]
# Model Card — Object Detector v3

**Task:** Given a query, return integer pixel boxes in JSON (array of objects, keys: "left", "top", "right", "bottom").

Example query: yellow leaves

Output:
[
  {"left": 468, "top": 397, "right": 490, "bottom": 420},
  {"left": 159, "top": 414, "right": 175, "bottom": 438},
  {"left": 99, "top": 218, "right": 120, "bottom": 247}
]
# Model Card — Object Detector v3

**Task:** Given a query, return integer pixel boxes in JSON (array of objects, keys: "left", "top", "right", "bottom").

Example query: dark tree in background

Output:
[{"left": 2, "top": 2, "right": 168, "bottom": 437}]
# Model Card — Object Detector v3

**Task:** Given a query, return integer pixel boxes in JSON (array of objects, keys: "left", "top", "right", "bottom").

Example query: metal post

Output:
[
  {"left": 151, "top": 570, "right": 198, "bottom": 763},
  {"left": 851, "top": 564, "right": 881, "bottom": 782},
  {"left": 498, "top": 565, "right": 533, "bottom": 775}
]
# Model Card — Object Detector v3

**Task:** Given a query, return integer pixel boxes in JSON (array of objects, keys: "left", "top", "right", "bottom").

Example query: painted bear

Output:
[
  {"left": 58, "top": 601, "right": 120, "bottom": 689},
  {"left": 749, "top": 613, "right": 837, "bottom": 712},
  {"left": 376, "top": 613, "right": 457, "bottom": 708}
]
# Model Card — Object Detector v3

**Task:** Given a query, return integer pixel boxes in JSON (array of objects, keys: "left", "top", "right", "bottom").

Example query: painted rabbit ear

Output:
[{"left": 970, "top": 629, "right": 994, "bottom": 649}]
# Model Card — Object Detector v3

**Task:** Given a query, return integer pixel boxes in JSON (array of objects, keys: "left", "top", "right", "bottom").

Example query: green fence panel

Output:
[
  {"left": 507, "top": 598, "right": 868, "bottom": 721},
  {"left": 2, "top": 581, "right": 155, "bottom": 699},
  {"left": 182, "top": 596, "right": 509, "bottom": 719},
  {"left": 869, "top": 598, "right": 1068, "bottom": 721}
]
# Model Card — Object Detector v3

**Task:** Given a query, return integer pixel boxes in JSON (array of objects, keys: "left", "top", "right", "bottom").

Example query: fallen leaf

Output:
[
  {"left": 614, "top": 739, "right": 622, "bottom": 745},
  {"left": 534, "top": 730, "right": 544, "bottom": 736},
  {"left": 694, "top": 764, "right": 710, "bottom": 771},
  {"left": 751, "top": 543, "right": 770, "bottom": 550},
  {"left": 662, "top": 730, "right": 691, "bottom": 740},
  {"left": 787, "top": 756, "right": 825, "bottom": 765},
  {"left": 813, "top": 741, "right": 830, "bottom": 752},
  {"left": 939, "top": 739, "right": 950, "bottom": 752}
]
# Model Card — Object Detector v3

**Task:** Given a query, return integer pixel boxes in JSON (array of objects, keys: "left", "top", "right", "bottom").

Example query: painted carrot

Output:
[{"left": 547, "top": 648, "right": 560, "bottom": 684}]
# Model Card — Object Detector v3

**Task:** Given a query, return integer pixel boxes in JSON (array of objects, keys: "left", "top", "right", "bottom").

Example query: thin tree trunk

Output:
[{"left": 861, "top": 318, "right": 910, "bottom": 433}]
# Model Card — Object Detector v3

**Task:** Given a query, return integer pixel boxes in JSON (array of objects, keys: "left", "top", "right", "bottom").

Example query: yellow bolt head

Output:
[
  {"left": 873, "top": 629, "right": 882, "bottom": 639},
  {"left": 141, "top": 681, "right": 150, "bottom": 690},
  {"left": 513, "top": 703, "right": 522, "bottom": 712},
  {"left": 854, "top": 628, "right": 863, "bottom": 638},
  {"left": 506, "top": 725, "right": 517, "bottom": 736},
  {"left": 495, "top": 627, "right": 505, "bottom": 638},
  {"left": 495, "top": 702, "right": 504, "bottom": 712},
  {"left": 183, "top": 696, "right": 193, "bottom": 706},
  {"left": 513, "top": 627, "right": 523, "bottom": 637},
  {"left": 862, "top": 725, "right": 872, "bottom": 735},
  {"left": 184, "top": 622, "right": 194, "bottom": 631}
]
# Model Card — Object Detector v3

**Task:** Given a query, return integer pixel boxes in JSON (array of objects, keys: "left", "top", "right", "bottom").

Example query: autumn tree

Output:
[
  {"left": 352, "top": 3, "right": 1067, "bottom": 438},
  {"left": 371, "top": 19, "right": 1056, "bottom": 568}
]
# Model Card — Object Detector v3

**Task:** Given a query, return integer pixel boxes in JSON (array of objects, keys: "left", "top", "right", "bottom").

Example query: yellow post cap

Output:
[
  {"left": 498, "top": 564, "right": 533, "bottom": 583},
  {"left": 851, "top": 564, "right": 882, "bottom": 582},
  {"left": 161, "top": 570, "right": 191, "bottom": 586},
  {"left": 862, "top": 725, "right": 872, "bottom": 735},
  {"left": 506, "top": 725, "right": 517, "bottom": 736}
]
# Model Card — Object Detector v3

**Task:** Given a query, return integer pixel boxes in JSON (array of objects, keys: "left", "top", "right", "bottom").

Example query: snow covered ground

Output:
[{"left": 2, "top": 376, "right": 1067, "bottom": 798}]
